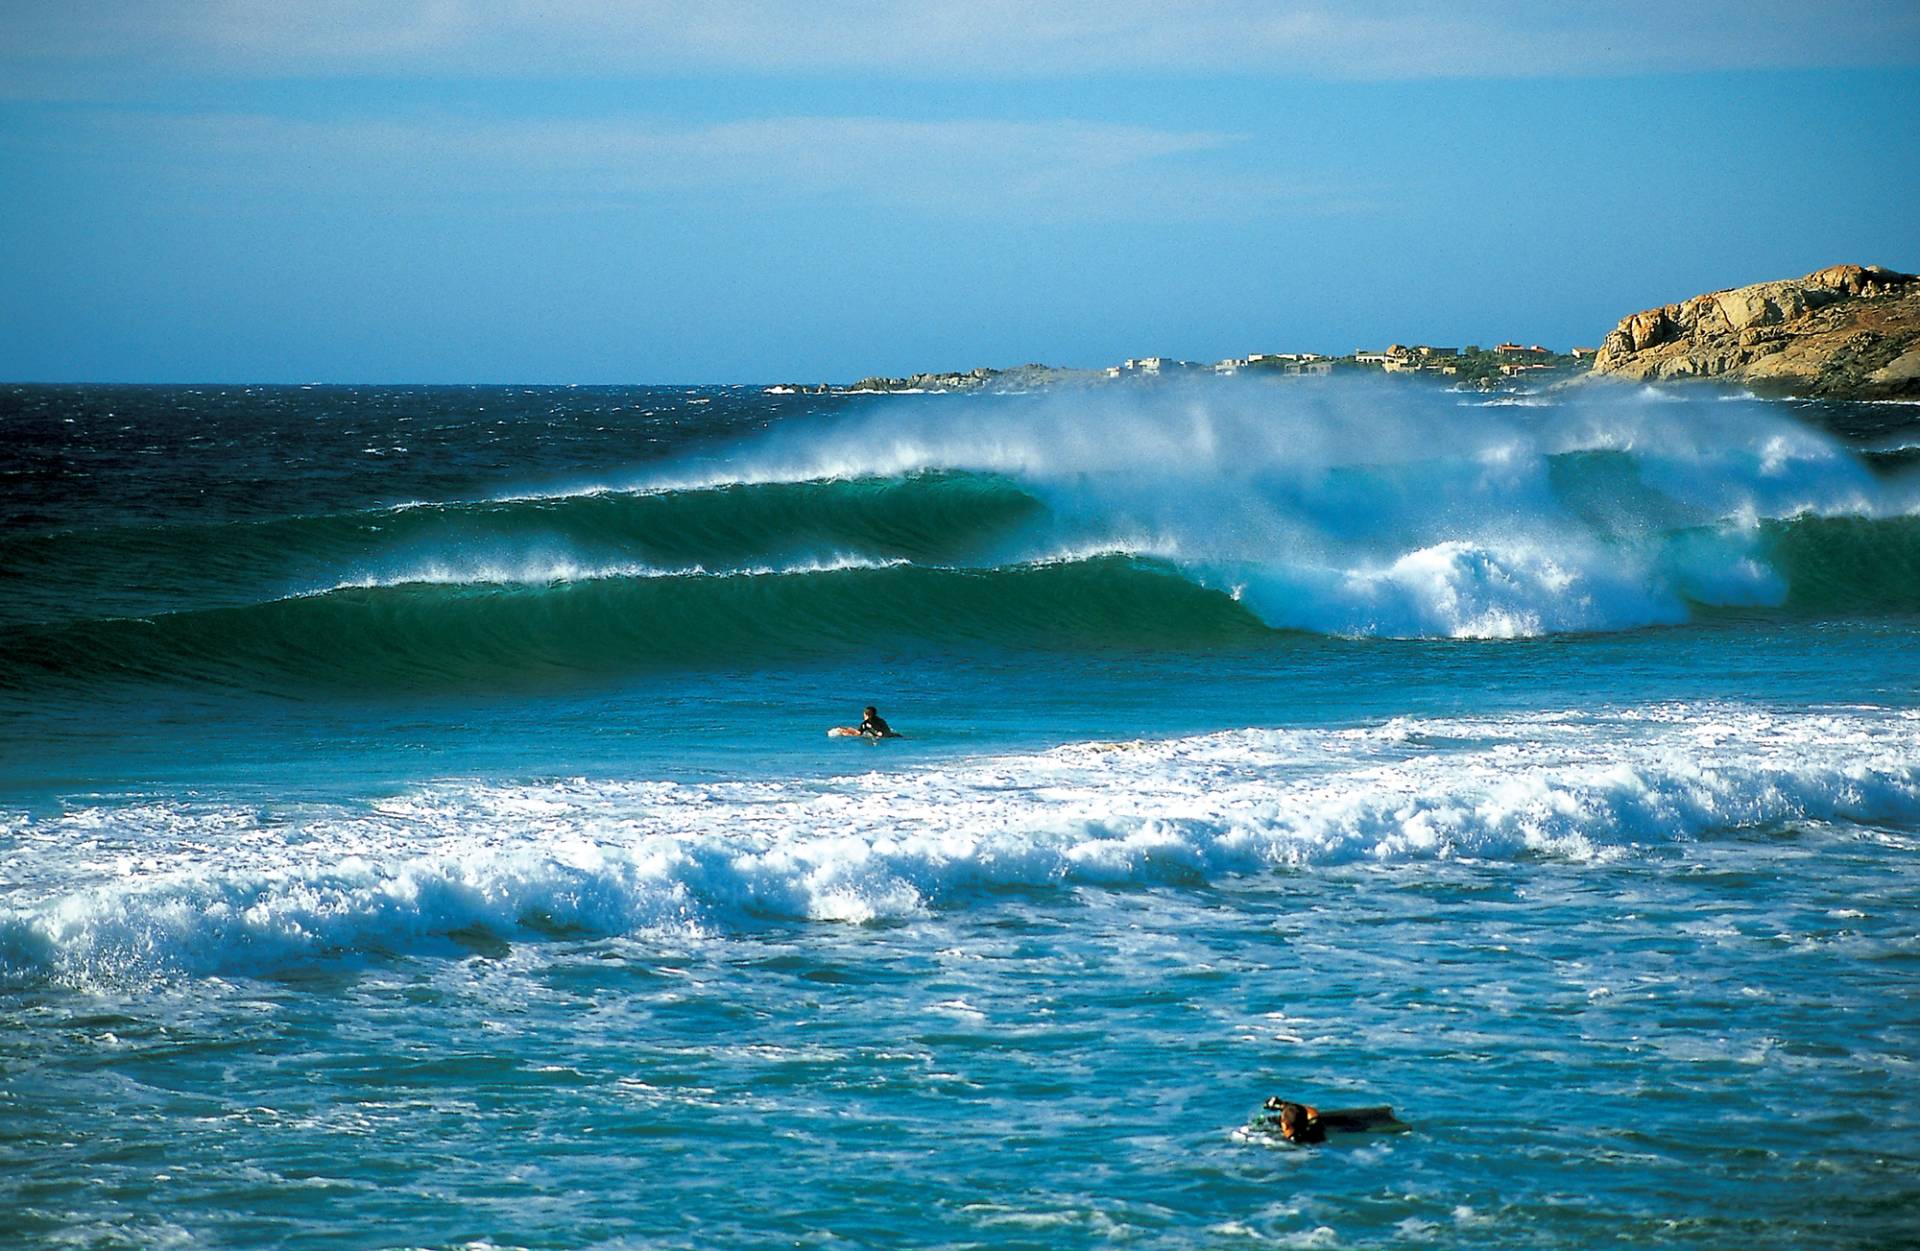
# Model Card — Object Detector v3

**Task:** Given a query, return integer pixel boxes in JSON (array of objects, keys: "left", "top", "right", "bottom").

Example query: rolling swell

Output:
[
  {"left": 0, "top": 472, "right": 1043, "bottom": 628},
  {"left": 5, "top": 512, "right": 1919, "bottom": 693},
  {"left": 1, "top": 555, "right": 1269, "bottom": 693},
  {"left": 1763, "top": 514, "right": 1920, "bottom": 611},
  {"left": 7, "top": 386, "right": 1920, "bottom": 693}
]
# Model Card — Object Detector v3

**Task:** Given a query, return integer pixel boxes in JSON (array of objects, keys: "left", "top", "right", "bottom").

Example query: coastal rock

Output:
[{"left": 1587, "top": 264, "right": 1920, "bottom": 398}]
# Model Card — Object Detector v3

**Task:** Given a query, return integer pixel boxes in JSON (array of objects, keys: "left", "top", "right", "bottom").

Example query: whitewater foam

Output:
[
  {"left": 314, "top": 554, "right": 913, "bottom": 593},
  {"left": 11, "top": 385, "right": 1919, "bottom": 671},
  {"left": 591, "top": 382, "right": 1916, "bottom": 637},
  {"left": 5, "top": 704, "right": 1914, "bottom": 984}
]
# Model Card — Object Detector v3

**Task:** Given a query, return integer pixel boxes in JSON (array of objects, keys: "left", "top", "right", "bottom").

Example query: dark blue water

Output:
[{"left": 3, "top": 381, "right": 1918, "bottom": 1249}]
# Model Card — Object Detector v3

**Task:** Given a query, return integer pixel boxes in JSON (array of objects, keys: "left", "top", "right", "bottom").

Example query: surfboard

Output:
[
  {"left": 1248, "top": 1104, "right": 1410, "bottom": 1140},
  {"left": 827, "top": 726, "right": 863, "bottom": 737}
]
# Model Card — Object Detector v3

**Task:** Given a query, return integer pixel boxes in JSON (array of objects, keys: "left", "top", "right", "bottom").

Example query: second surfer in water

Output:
[
  {"left": 1265, "top": 1100, "right": 1326, "bottom": 1143},
  {"left": 828, "top": 706, "right": 900, "bottom": 739},
  {"left": 1258, "top": 1096, "right": 1409, "bottom": 1143}
]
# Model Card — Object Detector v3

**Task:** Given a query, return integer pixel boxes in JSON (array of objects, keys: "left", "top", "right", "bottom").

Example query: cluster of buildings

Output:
[
  {"left": 822, "top": 338, "right": 1605, "bottom": 396},
  {"left": 1215, "top": 352, "right": 1334, "bottom": 377},
  {"left": 1106, "top": 352, "right": 1333, "bottom": 379},
  {"left": 1349, "top": 341, "right": 1597, "bottom": 379},
  {"left": 1103, "top": 342, "right": 1597, "bottom": 383}
]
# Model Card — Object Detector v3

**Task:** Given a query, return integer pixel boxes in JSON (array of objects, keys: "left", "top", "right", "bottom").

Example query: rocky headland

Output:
[
  {"left": 1587, "top": 264, "right": 1920, "bottom": 398},
  {"left": 784, "top": 263, "right": 1920, "bottom": 400}
]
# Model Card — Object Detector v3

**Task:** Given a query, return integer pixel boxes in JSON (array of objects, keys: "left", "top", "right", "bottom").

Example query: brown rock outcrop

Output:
[{"left": 1587, "top": 264, "right": 1920, "bottom": 398}]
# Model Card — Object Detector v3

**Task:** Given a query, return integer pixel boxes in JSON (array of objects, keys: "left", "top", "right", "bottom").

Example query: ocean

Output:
[{"left": 2, "top": 379, "right": 1917, "bottom": 1249}]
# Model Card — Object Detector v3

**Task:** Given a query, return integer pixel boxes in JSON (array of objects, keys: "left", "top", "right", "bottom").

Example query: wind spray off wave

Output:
[
  {"left": 4, "top": 382, "right": 1918, "bottom": 696},
  {"left": 7, "top": 382, "right": 1920, "bottom": 1251},
  {"left": 658, "top": 380, "right": 1920, "bottom": 638}
]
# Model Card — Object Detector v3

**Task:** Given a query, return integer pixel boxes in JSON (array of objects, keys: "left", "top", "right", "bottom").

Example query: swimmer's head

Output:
[{"left": 864, "top": 706, "right": 878, "bottom": 717}]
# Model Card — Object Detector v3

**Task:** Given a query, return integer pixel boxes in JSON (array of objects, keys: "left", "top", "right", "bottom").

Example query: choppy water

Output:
[{"left": 3, "top": 380, "right": 1917, "bottom": 1249}]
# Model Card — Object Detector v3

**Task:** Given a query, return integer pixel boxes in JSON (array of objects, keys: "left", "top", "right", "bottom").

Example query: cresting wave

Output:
[
  {"left": 5, "top": 514, "right": 1920, "bottom": 691},
  {"left": 0, "top": 473, "right": 1042, "bottom": 626},
  {"left": 1, "top": 555, "right": 1267, "bottom": 690},
  {"left": 4, "top": 384, "right": 1919, "bottom": 692},
  {"left": 3, "top": 705, "right": 1916, "bottom": 984}
]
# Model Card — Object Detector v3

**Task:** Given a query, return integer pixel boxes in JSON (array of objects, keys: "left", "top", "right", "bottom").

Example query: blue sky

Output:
[{"left": 3, "top": 2, "right": 1918, "bottom": 383}]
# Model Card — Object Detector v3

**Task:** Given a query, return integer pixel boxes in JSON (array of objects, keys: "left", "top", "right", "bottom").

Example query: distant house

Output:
[
  {"left": 1379, "top": 343, "right": 1459, "bottom": 372},
  {"left": 1569, "top": 346, "right": 1600, "bottom": 360},
  {"left": 1497, "top": 343, "right": 1552, "bottom": 358},
  {"left": 1354, "top": 351, "right": 1392, "bottom": 365},
  {"left": 1300, "top": 360, "right": 1333, "bottom": 375},
  {"left": 1242, "top": 354, "right": 1295, "bottom": 372}
]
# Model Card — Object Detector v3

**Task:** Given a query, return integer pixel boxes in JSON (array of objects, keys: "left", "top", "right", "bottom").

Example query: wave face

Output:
[
  {"left": 4, "top": 703, "right": 1915, "bottom": 984},
  {"left": 4, "top": 381, "right": 1918, "bottom": 692},
  {"left": 3, "top": 555, "right": 1270, "bottom": 690}
]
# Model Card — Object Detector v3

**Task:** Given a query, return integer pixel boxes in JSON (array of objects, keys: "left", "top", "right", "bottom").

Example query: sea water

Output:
[{"left": 1, "top": 380, "right": 1916, "bottom": 1249}]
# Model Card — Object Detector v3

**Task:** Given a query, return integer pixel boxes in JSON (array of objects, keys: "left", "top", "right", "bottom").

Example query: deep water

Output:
[{"left": 2, "top": 380, "right": 1917, "bottom": 1249}]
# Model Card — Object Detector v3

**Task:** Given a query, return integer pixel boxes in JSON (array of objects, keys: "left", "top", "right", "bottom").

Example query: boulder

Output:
[{"left": 1587, "top": 265, "right": 1920, "bottom": 398}]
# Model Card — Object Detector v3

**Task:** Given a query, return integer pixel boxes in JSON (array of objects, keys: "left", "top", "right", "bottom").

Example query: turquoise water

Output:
[{"left": 3, "top": 381, "right": 1918, "bottom": 1248}]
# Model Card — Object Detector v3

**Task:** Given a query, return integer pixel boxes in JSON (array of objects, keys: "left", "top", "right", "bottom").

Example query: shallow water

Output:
[{"left": 3, "top": 381, "right": 1917, "bottom": 1248}]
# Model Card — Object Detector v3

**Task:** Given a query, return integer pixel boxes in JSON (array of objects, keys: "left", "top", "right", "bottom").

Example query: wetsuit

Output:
[{"left": 1260, "top": 1100, "right": 1404, "bottom": 1143}]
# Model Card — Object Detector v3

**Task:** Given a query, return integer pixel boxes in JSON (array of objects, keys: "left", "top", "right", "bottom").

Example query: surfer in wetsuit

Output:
[
  {"left": 1259, "top": 1096, "right": 1407, "bottom": 1143},
  {"left": 857, "top": 706, "right": 898, "bottom": 739},
  {"left": 1265, "top": 1099, "right": 1326, "bottom": 1144}
]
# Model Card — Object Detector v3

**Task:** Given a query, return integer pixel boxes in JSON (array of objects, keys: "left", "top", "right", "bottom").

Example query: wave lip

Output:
[
  {"left": 0, "top": 469, "right": 1046, "bottom": 629},
  {"left": 0, "top": 552, "right": 1266, "bottom": 692},
  {"left": 8, "top": 507, "right": 1920, "bottom": 695},
  {"left": 312, "top": 552, "right": 913, "bottom": 592},
  {"left": 6, "top": 385, "right": 1920, "bottom": 687},
  {"left": 5, "top": 705, "right": 1916, "bottom": 985}
]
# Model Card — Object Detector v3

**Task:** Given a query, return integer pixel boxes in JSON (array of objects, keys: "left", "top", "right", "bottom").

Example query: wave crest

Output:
[
  {"left": 6, "top": 705, "right": 1915, "bottom": 984},
  {"left": 6, "top": 385, "right": 1919, "bottom": 690}
]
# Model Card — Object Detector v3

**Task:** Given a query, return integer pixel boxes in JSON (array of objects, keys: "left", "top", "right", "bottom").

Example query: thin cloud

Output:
[
  {"left": 9, "top": 0, "right": 1920, "bottom": 82},
  {"left": 69, "top": 109, "right": 1354, "bottom": 223}
]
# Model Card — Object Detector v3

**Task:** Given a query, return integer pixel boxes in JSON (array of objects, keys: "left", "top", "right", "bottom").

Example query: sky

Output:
[{"left": 2, "top": 1, "right": 1918, "bottom": 383}]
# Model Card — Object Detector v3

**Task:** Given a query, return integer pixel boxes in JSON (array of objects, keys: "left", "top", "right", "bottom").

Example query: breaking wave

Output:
[
  {"left": 4, "top": 382, "right": 1918, "bottom": 692},
  {"left": 3, "top": 704, "right": 1915, "bottom": 984}
]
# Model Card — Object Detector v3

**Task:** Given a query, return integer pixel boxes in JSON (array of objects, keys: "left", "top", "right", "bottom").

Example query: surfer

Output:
[
  {"left": 1258, "top": 1097, "right": 1408, "bottom": 1144},
  {"left": 1265, "top": 1099, "right": 1326, "bottom": 1144},
  {"left": 827, "top": 706, "right": 901, "bottom": 739}
]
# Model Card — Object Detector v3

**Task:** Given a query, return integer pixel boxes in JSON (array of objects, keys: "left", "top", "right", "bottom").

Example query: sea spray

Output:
[
  {"left": 6, "top": 383, "right": 1920, "bottom": 1249},
  {"left": 5, "top": 382, "right": 1919, "bottom": 694},
  {"left": 6, "top": 704, "right": 1916, "bottom": 983}
]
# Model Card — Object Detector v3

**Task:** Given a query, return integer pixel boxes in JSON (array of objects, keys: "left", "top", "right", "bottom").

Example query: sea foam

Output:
[
  {"left": 4, "top": 704, "right": 1914, "bottom": 984},
  {"left": 603, "top": 381, "right": 1919, "bottom": 638}
]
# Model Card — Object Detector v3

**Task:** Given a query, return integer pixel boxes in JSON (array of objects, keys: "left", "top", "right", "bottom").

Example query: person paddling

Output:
[
  {"left": 856, "top": 706, "right": 898, "bottom": 739},
  {"left": 1257, "top": 1097, "right": 1409, "bottom": 1143}
]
